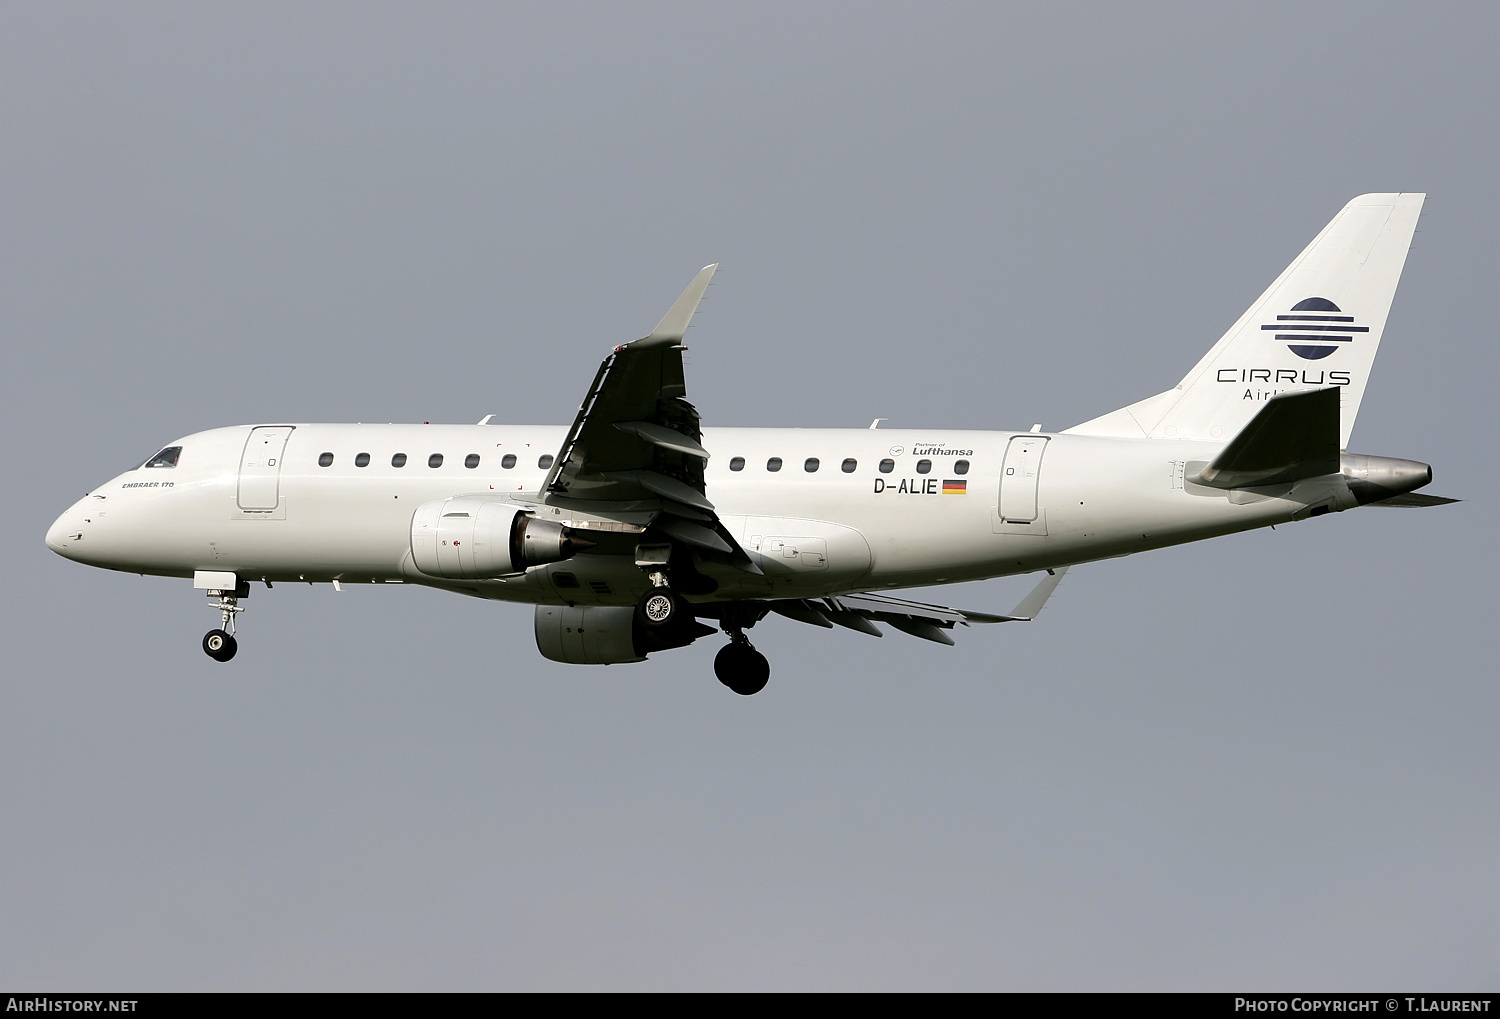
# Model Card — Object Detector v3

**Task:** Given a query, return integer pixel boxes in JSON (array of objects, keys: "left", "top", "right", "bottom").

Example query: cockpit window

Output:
[{"left": 144, "top": 446, "right": 181, "bottom": 469}]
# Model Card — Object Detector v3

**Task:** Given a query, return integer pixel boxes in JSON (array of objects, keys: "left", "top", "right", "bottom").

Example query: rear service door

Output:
[
  {"left": 998, "top": 436, "right": 1048, "bottom": 523},
  {"left": 238, "top": 426, "right": 294, "bottom": 510}
]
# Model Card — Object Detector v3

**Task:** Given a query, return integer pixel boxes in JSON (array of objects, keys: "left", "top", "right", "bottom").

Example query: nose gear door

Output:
[{"left": 238, "top": 426, "right": 294, "bottom": 510}]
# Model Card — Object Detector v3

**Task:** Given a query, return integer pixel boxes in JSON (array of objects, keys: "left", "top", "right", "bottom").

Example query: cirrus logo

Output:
[{"left": 1261, "top": 297, "right": 1369, "bottom": 360}]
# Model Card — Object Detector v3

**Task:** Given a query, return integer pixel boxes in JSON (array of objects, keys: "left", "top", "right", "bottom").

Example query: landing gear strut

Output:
[
  {"left": 634, "top": 544, "right": 684, "bottom": 629},
  {"left": 714, "top": 609, "right": 771, "bottom": 696},
  {"left": 202, "top": 583, "right": 247, "bottom": 662}
]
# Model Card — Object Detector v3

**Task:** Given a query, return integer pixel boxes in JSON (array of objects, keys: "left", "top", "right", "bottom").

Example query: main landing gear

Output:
[
  {"left": 714, "top": 637, "right": 770, "bottom": 696},
  {"left": 712, "top": 605, "right": 770, "bottom": 696},
  {"left": 634, "top": 543, "right": 771, "bottom": 694},
  {"left": 636, "top": 586, "right": 685, "bottom": 628},
  {"left": 202, "top": 583, "right": 247, "bottom": 662},
  {"left": 634, "top": 543, "right": 687, "bottom": 630}
]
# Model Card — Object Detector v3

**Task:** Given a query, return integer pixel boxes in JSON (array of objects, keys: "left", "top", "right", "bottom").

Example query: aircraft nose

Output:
[{"left": 45, "top": 500, "right": 88, "bottom": 559}]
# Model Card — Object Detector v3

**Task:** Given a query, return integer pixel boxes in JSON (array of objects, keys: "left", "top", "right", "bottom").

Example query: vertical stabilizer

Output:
[{"left": 1067, "top": 193, "right": 1423, "bottom": 448}]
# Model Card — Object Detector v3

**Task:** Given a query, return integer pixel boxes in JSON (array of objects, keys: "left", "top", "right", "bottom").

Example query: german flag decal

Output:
[{"left": 942, "top": 479, "right": 967, "bottom": 494}]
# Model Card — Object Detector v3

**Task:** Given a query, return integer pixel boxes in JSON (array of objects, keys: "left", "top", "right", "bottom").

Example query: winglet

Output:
[
  {"left": 631, "top": 264, "right": 718, "bottom": 349},
  {"left": 1008, "top": 567, "right": 1068, "bottom": 620}
]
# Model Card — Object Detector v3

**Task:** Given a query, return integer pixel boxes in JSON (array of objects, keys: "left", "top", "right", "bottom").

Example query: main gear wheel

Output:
[{"left": 714, "top": 641, "right": 770, "bottom": 696}]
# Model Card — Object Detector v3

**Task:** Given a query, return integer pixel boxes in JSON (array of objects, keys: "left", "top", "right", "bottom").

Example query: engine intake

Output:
[{"left": 410, "top": 497, "right": 590, "bottom": 579}]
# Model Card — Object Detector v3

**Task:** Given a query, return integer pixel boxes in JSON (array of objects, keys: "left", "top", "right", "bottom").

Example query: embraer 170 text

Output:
[{"left": 47, "top": 194, "right": 1454, "bottom": 694}]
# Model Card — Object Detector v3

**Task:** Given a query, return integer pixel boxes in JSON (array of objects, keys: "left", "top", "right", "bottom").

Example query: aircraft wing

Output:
[
  {"left": 539, "top": 265, "right": 758, "bottom": 570},
  {"left": 1366, "top": 492, "right": 1460, "bottom": 507},
  {"left": 767, "top": 568, "right": 1069, "bottom": 644}
]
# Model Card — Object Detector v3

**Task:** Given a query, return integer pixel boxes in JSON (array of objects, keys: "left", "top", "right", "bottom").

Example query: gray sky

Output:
[{"left": 3, "top": 2, "right": 1496, "bottom": 991}]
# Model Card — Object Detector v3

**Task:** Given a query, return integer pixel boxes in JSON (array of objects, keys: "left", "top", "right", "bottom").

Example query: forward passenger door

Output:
[{"left": 237, "top": 426, "right": 294, "bottom": 512}]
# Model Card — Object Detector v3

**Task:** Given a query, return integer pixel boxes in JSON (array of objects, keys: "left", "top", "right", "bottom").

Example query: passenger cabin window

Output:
[
  {"left": 428, "top": 453, "right": 444, "bottom": 468},
  {"left": 766, "top": 457, "right": 783, "bottom": 472},
  {"left": 391, "top": 453, "right": 407, "bottom": 468},
  {"left": 954, "top": 459, "right": 970, "bottom": 475},
  {"left": 144, "top": 446, "right": 181, "bottom": 469},
  {"left": 318, "top": 452, "right": 334, "bottom": 467},
  {"left": 879, "top": 458, "right": 895, "bottom": 473},
  {"left": 804, "top": 457, "right": 820, "bottom": 472},
  {"left": 729, "top": 457, "right": 746, "bottom": 471},
  {"left": 465, "top": 453, "right": 480, "bottom": 469},
  {"left": 501, "top": 453, "right": 517, "bottom": 469},
  {"left": 355, "top": 452, "right": 371, "bottom": 468},
  {"left": 841, "top": 458, "right": 857, "bottom": 473},
  {"left": 916, "top": 459, "right": 932, "bottom": 474},
  {"left": 538, "top": 454, "right": 554, "bottom": 469}
]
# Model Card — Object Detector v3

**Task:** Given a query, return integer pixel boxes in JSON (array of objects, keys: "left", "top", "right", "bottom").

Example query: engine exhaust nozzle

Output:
[{"left": 1341, "top": 453, "right": 1433, "bottom": 505}]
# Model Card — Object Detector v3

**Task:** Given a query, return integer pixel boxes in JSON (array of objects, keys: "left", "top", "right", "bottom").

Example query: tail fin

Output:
[{"left": 1067, "top": 193, "right": 1424, "bottom": 449}]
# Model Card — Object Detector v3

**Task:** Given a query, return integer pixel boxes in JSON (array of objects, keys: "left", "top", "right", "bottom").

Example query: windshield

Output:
[{"left": 141, "top": 446, "right": 181, "bottom": 469}]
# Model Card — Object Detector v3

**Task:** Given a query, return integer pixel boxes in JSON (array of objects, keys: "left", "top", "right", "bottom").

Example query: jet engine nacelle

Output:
[
  {"left": 410, "top": 496, "right": 585, "bottom": 579},
  {"left": 534, "top": 603, "right": 718, "bottom": 665},
  {"left": 1341, "top": 453, "right": 1433, "bottom": 505},
  {"left": 534, "top": 605, "right": 646, "bottom": 664}
]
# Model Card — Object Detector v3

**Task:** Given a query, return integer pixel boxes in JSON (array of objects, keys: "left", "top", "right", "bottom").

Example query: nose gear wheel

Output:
[{"left": 203, "top": 629, "right": 238, "bottom": 662}]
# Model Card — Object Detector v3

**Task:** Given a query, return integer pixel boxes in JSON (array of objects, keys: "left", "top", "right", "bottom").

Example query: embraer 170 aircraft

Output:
[{"left": 46, "top": 194, "right": 1454, "bottom": 694}]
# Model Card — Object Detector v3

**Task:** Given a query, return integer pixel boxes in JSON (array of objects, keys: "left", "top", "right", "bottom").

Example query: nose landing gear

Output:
[{"left": 201, "top": 582, "right": 247, "bottom": 662}]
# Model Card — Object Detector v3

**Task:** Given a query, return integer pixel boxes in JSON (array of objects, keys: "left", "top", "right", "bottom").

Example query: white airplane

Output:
[{"left": 46, "top": 193, "right": 1454, "bottom": 694}]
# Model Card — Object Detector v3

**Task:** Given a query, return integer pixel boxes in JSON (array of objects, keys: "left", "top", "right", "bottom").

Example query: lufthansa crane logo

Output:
[{"left": 1261, "top": 297, "right": 1369, "bottom": 360}]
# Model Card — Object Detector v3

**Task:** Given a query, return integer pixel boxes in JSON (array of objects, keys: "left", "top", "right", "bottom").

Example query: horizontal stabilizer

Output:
[{"left": 1195, "top": 387, "right": 1340, "bottom": 489}]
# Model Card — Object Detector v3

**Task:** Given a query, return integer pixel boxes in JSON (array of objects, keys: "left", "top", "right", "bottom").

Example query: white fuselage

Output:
[{"left": 45, "top": 421, "right": 1355, "bottom": 605}]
